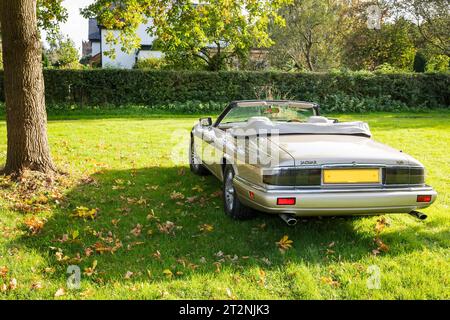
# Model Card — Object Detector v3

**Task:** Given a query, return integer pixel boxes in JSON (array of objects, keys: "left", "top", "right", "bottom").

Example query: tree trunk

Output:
[{"left": 0, "top": 0, "right": 55, "bottom": 175}]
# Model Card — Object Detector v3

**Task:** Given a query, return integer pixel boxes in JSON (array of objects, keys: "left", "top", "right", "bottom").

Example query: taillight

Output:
[
  {"left": 277, "top": 197, "right": 296, "bottom": 205},
  {"left": 417, "top": 195, "right": 432, "bottom": 202},
  {"left": 263, "top": 168, "right": 321, "bottom": 186},
  {"left": 384, "top": 167, "right": 425, "bottom": 185}
]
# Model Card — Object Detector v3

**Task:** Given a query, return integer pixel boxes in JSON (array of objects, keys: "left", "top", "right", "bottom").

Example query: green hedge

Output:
[{"left": 0, "top": 70, "right": 448, "bottom": 112}]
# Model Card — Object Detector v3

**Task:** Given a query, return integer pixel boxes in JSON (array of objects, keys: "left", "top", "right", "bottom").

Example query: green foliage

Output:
[
  {"left": 426, "top": 55, "right": 450, "bottom": 72},
  {"left": 45, "top": 34, "right": 81, "bottom": 69},
  {"left": 0, "top": 70, "right": 447, "bottom": 112},
  {"left": 270, "top": 0, "right": 343, "bottom": 72},
  {"left": 343, "top": 18, "right": 417, "bottom": 71},
  {"left": 134, "top": 57, "right": 167, "bottom": 70},
  {"left": 82, "top": 0, "right": 290, "bottom": 71},
  {"left": 37, "top": 0, "right": 68, "bottom": 42}
]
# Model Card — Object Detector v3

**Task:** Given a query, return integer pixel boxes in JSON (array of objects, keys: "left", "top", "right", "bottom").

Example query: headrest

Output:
[
  {"left": 247, "top": 116, "right": 273, "bottom": 125},
  {"left": 307, "top": 116, "right": 333, "bottom": 124}
]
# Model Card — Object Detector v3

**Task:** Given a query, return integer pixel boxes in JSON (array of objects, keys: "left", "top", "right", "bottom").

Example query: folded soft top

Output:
[{"left": 228, "top": 117, "right": 372, "bottom": 138}]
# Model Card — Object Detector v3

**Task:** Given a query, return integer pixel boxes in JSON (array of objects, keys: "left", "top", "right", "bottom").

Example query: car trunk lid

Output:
[{"left": 267, "top": 134, "right": 411, "bottom": 166}]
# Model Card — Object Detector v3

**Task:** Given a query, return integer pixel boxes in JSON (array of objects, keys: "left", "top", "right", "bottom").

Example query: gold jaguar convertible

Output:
[{"left": 189, "top": 100, "right": 437, "bottom": 225}]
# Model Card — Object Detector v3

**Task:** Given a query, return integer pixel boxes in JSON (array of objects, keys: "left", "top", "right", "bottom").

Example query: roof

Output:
[{"left": 88, "top": 18, "right": 101, "bottom": 41}]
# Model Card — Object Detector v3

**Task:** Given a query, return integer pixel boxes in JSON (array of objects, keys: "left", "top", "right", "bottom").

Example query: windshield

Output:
[{"left": 220, "top": 104, "right": 316, "bottom": 124}]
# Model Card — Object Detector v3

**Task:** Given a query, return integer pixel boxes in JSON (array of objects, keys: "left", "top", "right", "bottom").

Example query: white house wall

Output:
[{"left": 101, "top": 21, "right": 161, "bottom": 69}]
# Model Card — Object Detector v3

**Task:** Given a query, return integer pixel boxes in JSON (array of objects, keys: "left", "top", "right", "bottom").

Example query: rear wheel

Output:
[
  {"left": 223, "top": 165, "right": 256, "bottom": 220},
  {"left": 189, "top": 136, "right": 210, "bottom": 176}
]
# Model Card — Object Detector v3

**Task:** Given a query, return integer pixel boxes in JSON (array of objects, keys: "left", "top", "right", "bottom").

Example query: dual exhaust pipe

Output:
[{"left": 279, "top": 210, "right": 427, "bottom": 226}]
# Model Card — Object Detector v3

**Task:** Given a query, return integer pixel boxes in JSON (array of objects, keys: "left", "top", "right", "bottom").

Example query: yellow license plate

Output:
[{"left": 323, "top": 169, "right": 380, "bottom": 184}]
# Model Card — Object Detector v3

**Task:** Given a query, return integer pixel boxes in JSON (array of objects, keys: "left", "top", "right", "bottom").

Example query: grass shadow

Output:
[{"left": 11, "top": 166, "right": 446, "bottom": 286}]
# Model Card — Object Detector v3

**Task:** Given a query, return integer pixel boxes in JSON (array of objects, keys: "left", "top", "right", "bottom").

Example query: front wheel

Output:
[{"left": 223, "top": 165, "right": 256, "bottom": 220}]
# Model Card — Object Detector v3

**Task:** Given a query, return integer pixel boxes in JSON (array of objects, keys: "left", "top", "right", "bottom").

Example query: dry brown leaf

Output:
[
  {"left": 31, "top": 282, "right": 43, "bottom": 290},
  {"left": 84, "top": 260, "right": 98, "bottom": 276},
  {"left": 170, "top": 191, "right": 185, "bottom": 200},
  {"left": 158, "top": 221, "right": 175, "bottom": 234},
  {"left": 130, "top": 224, "right": 142, "bottom": 237},
  {"left": 54, "top": 288, "right": 65, "bottom": 297},
  {"left": 9, "top": 278, "right": 17, "bottom": 290},
  {"left": 24, "top": 216, "right": 45, "bottom": 235},
  {"left": 276, "top": 235, "right": 293, "bottom": 253},
  {"left": 375, "top": 217, "right": 387, "bottom": 234},
  {"left": 0, "top": 266, "right": 8, "bottom": 278},
  {"left": 321, "top": 276, "right": 340, "bottom": 287},
  {"left": 152, "top": 250, "right": 161, "bottom": 260}
]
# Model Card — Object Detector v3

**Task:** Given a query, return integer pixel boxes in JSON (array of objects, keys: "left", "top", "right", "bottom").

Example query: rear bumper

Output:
[{"left": 233, "top": 177, "right": 437, "bottom": 216}]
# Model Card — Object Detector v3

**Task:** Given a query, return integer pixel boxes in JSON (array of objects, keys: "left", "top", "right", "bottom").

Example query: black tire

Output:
[
  {"left": 189, "top": 136, "right": 210, "bottom": 176},
  {"left": 223, "top": 165, "right": 256, "bottom": 220}
]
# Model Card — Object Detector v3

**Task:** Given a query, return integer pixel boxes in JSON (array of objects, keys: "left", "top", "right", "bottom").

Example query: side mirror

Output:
[{"left": 199, "top": 117, "right": 212, "bottom": 127}]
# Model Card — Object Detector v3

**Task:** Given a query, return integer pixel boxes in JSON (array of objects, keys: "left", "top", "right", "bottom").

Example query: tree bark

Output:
[{"left": 0, "top": 0, "right": 55, "bottom": 175}]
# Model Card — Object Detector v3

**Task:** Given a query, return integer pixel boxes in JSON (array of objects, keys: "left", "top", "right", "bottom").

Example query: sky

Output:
[{"left": 44, "top": 0, "right": 95, "bottom": 54}]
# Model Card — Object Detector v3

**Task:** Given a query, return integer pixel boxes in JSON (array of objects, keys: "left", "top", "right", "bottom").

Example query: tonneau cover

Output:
[{"left": 229, "top": 118, "right": 372, "bottom": 138}]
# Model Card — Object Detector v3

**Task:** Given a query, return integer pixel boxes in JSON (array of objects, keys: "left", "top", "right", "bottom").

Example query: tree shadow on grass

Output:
[{"left": 12, "top": 166, "right": 448, "bottom": 286}]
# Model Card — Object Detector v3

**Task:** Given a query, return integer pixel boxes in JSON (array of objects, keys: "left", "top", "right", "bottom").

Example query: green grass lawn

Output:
[{"left": 0, "top": 110, "right": 448, "bottom": 299}]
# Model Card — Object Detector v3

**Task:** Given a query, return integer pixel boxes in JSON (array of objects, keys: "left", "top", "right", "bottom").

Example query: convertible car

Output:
[{"left": 189, "top": 100, "right": 437, "bottom": 225}]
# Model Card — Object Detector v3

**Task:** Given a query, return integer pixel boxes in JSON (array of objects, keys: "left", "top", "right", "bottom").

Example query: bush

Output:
[
  {"left": 0, "top": 70, "right": 448, "bottom": 112},
  {"left": 426, "top": 55, "right": 450, "bottom": 73},
  {"left": 133, "top": 57, "right": 167, "bottom": 70}
]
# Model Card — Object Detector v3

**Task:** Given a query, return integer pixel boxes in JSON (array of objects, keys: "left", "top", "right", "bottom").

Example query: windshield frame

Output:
[{"left": 213, "top": 100, "right": 320, "bottom": 127}]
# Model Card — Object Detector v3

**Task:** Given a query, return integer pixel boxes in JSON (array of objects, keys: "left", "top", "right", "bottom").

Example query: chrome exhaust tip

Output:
[
  {"left": 409, "top": 210, "right": 428, "bottom": 220},
  {"left": 279, "top": 213, "right": 298, "bottom": 226}
]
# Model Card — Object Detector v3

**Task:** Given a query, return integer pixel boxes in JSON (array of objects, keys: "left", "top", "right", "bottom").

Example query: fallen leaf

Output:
[
  {"left": 0, "top": 266, "right": 8, "bottom": 278},
  {"left": 130, "top": 224, "right": 142, "bottom": 237},
  {"left": 54, "top": 288, "right": 65, "bottom": 297},
  {"left": 24, "top": 216, "right": 45, "bottom": 235},
  {"left": 9, "top": 278, "right": 17, "bottom": 290},
  {"left": 374, "top": 238, "right": 390, "bottom": 253},
  {"left": 258, "top": 269, "right": 266, "bottom": 286},
  {"left": 124, "top": 271, "right": 134, "bottom": 279},
  {"left": 72, "top": 230, "right": 79, "bottom": 240},
  {"left": 170, "top": 191, "right": 185, "bottom": 200},
  {"left": 321, "top": 276, "right": 340, "bottom": 287},
  {"left": 198, "top": 223, "right": 214, "bottom": 233},
  {"left": 44, "top": 267, "right": 55, "bottom": 274},
  {"left": 276, "top": 235, "right": 293, "bottom": 253},
  {"left": 163, "top": 269, "right": 173, "bottom": 278},
  {"left": 192, "top": 185, "right": 204, "bottom": 193},
  {"left": 84, "top": 260, "right": 98, "bottom": 276},
  {"left": 85, "top": 247, "right": 94, "bottom": 257},
  {"left": 375, "top": 217, "right": 387, "bottom": 234},
  {"left": 158, "top": 221, "right": 175, "bottom": 234},
  {"left": 152, "top": 250, "right": 161, "bottom": 260},
  {"left": 72, "top": 206, "right": 97, "bottom": 220},
  {"left": 31, "top": 282, "right": 43, "bottom": 290},
  {"left": 186, "top": 196, "right": 198, "bottom": 203}
]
